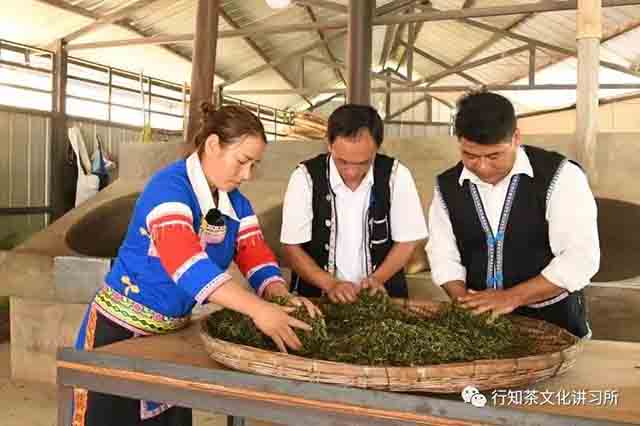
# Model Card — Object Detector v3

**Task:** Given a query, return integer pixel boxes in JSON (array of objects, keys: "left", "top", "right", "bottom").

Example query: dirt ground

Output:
[{"left": 0, "top": 342, "right": 274, "bottom": 426}]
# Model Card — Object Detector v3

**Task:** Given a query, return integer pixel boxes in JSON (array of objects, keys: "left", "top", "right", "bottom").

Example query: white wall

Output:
[{"left": 519, "top": 97, "right": 640, "bottom": 134}]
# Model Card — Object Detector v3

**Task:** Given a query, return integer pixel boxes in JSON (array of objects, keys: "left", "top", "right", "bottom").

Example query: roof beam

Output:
[
  {"left": 462, "top": 18, "right": 640, "bottom": 78},
  {"left": 379, "top": 21, "right": 401, "bottom": 68},
  {"left": 375, "top": 0, "right": 640, "bottom": 25},
  {"left": 218, "top": 8, "right": 313, "bottom": 107},
  {"left": 223, "top": 83, "right": 640, "bottom": 96},
  {"left": 305, "top": 93, "right": 343, "bottom": 111},
  {"left": 49, "top": 0, "right": 161, "bottom": 46},
  {"left": 294, "top": 0, "right": 347, "bottom": 14},
  {"left": 452, "top": 13, "right": 536, "bottom": 70},
  {"left": 398, "top": 40, "right": 482, "bottom": 84},
  {"left": 220, "top": 31, "right": 347, "bottom": 88},
  {"left": 379, "top": 1, "right": 423, "bottom": 68},
  {"left": 396, "top": 0, "right": 466, "bottom": 70},
  {"left": 66, "top": 0, "right": 640, "bottom": 51},
  {"left": 303, "top": 5, "right": 346, "bottom": 86},
  {"left": 32, "top": 0, "right": 197, "bottom": 71},
  {"left": 502, "top": 16, "right": 640, "bottom": 86},
  {"left": 410, "top": 45, "right": 530, "bottom": 86},
  {"left": 304, "top": 54, "right": 410, "bottom": 85},
  {"left": 220, "top": 1, "right": 418, "bottom": 89}
]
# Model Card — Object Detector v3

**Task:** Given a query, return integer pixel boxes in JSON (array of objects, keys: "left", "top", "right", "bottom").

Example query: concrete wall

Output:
[
  {"left": 519, "top": 97, "right": 640, "bottom": 134},
  {"left": 10, "top": 298, "right": 85, "bottom": 383}
]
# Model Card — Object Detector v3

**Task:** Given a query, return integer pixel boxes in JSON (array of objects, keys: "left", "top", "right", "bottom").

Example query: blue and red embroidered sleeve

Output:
[
  {"left": 146, "top": 201, "right": 231, "bottom": 304},
  {"left": 234, "top": 204, "right": 285, "bottom": 296}
]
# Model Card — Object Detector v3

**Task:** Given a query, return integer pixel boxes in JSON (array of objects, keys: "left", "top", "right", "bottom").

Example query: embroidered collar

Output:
[
  {"left": 458, "top": 146, "right": 534, "bottom": 187},
  {"left": 186, "top": 152, "right": 239, "bottom": 221},
  {"left": 328, "top": 154, "right": 374, "bottom": 193}
]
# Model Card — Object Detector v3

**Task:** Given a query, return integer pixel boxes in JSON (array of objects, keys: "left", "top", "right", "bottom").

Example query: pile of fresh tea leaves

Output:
[{"left": 205, "top": 293, "right": 535, "bottom": 366}]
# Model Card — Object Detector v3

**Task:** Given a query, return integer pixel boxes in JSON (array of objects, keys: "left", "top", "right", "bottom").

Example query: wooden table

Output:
[{"left": 57, "top": 323, "right": 640, "bottom": 426}]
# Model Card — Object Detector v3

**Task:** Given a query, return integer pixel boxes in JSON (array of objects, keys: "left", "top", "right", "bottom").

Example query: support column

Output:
[
  {"left": 347, "top": 0, "right": 374, "bottom": 105},
  {"left": 186, "top": 0, "right": 219, "bottom": 145},
  {"left": 51, "top": 39, "right": 74, "bottom": 221},
  {"left": 385, "top": 76, "right": 391, "bottom": 119},
  {"left": 576, "top": 0, "right": 601, "bottom": 183}
]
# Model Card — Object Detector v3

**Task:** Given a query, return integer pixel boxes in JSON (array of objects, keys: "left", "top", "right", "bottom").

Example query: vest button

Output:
[
  {"left": 325, "top": 219, "right": 331, "bottom": 227},
  {"left": 324, "top": 243, "right": 330, "bottom": 251},
  {"left": 326, "top": 194, "right": 332, "bottom": 201}
]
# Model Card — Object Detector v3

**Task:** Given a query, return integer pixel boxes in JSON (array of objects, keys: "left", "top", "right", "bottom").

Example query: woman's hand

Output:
[
  {"left": 251, "top": 301, "right": 311, "bottom": 353},
  {"left": 263, "top": 280, "right": 323, "bottom": 318}
]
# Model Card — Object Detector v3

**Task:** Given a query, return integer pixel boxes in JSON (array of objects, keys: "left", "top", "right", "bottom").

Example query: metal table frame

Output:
[{"left": 56, "top": 348, "right": 634, "bottom": 426}]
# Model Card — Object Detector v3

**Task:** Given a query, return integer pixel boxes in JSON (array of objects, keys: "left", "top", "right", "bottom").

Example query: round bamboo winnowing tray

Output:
[{"left": 199, "top": 299, "right": 583, "bottom": 393}]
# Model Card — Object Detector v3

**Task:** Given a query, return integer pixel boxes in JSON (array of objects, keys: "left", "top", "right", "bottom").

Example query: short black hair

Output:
[
  {"left": 327, "top": 104, "right": 384, "bottom": 147},
  {"left": 454, "top": 91, "right": 516, "bottom": 145}
]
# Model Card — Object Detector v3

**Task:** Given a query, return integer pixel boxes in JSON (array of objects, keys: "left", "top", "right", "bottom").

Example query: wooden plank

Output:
[{"left": 80, "top": 323, "right": 640, "bottom": 424}]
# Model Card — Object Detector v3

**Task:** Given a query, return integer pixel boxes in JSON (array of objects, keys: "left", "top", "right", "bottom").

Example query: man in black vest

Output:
[
  {"left": 426, "top": 92, "right": 600, "bottom": 338},
  {"left": 280, "top": 104, "right": 428, "bottom": 303}
]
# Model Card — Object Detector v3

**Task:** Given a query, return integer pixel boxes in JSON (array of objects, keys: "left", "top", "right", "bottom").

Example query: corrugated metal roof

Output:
[{"left": 3, "top": 0, "right": 640, "bottom": 115}]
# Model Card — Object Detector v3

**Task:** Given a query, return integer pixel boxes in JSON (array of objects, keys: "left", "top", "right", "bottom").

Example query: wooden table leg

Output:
[
  {"left": 227, "top": 416, "right": 246, "bottom": 426},
  {"left": 57, "top": 384, "right": 74, "bottom": 426}
]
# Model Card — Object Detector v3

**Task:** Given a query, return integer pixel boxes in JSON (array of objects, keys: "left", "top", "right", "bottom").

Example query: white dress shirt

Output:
[
  {"left": 426, "top": 147, "right": 600, "bottom": 293},
  {"left": 281, "top": 156, "right": 428, "bottom": 284}
]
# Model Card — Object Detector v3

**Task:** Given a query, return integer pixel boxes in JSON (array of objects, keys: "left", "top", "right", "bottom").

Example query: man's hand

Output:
[
  {"left": 359, "top": 275, "right": 387, "bottom": 296},
  {"left": 327, "top": 281, "right": 359, "bottom": 304},
  {"left": 458, "top": 288, "right": 524, "bottom": 320}
]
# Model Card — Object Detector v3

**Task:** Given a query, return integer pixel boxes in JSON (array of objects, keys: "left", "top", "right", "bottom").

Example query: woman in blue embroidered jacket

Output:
[{"left": 71, "top": 103, "right": 320, "bottom": 426}]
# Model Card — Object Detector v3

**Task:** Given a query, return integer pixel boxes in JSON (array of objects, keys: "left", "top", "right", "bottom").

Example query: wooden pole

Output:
[
  {"left": 186, "top": 0, "right": 219, "bottom": 145},
  {"left": 50, "top": 39, "right": 74, "bottom": 220},
  {"left": 347, "top": 0, "right": 374, "bottom": 105},
  {"left": 576, "top": 0, "right": 601, "bottom": 183}
]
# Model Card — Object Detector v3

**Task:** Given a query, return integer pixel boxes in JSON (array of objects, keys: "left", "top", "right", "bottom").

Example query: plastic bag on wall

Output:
[
  {"left": 91, "top": 135, "right": 116, "bottom": 190},
  {"left": 68, "top": 126, "right": 99, "bottom": 207}
]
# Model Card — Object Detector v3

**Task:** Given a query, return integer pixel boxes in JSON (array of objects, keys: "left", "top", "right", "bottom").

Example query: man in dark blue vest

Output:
[
  {"left": 426, "top": 92, "right": 599, "bottom": 338},
  {"left": 281, "top": 104, "right": 428, "bottom": 303}
]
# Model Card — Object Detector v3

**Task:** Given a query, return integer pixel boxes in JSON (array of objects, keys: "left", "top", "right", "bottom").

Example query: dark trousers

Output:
[{"left": 72, "top": 308, "right": 192, "bottom": 426}]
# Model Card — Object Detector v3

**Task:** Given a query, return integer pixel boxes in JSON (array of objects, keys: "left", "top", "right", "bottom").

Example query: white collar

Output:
[
  {"left": 186, "top": 152, "right": 239, "bottom": 221},
  {"left": 458, "top": 146, "right": 534, "bottom": 187},
  {"left": 329, "top": 155, "right": 374, "bottom": 192}
]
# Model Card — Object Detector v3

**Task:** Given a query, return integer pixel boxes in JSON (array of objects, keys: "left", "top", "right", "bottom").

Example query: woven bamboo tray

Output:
[{"left": 199, "top": 299, "right": 583, "bottom": 393}]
